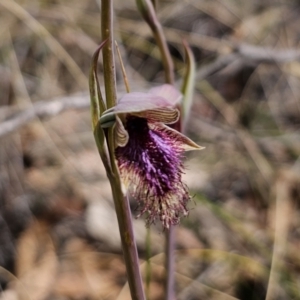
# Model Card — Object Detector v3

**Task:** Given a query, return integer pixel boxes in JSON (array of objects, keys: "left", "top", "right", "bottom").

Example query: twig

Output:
[
  {"left": 235, "top": 43, "right": 300, "bottom": 63},
  {"left": 0, "top": 93, "right": 89, "bottom": 138}
]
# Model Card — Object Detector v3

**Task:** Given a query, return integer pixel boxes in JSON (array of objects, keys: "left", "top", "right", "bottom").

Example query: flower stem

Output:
[
  {"left": 145, "top": 227, "right": 152, "bottom": 300},
  {"left": 151, "top": 0, "right": 157, "bottom": 10},
  {"left": 107, "top": 163, "right": 146, "bottom": 300},
  {"left": 101, "top": 1, "right": 146, "bottom": 299},
  {"left": 136, "top": 0, "right": 174, "bottom": 85},
  {"left": 165, "top": 227, "right": 176, "bottom": 300},
  {"left": 101, "top": 0, "right": 117, "bottom": 108}
]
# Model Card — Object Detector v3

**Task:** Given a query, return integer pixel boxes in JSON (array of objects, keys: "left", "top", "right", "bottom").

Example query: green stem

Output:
[
  {"left": 101, "top": 1, "right": 146, "bottom": 299},
  {"left": 101, "top": 0, "right": 117, "bottom": 109},
  {"left": 107, "top": 163, "right": 145, "bottom": 300}
]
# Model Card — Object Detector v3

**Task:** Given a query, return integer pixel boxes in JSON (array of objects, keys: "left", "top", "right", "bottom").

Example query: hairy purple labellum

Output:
[
  {"left": 116, "top": 116, "right": 190, "bottom": 228},
  {"left": 108, "top": 84, "right": 203, "bottom": 229}
]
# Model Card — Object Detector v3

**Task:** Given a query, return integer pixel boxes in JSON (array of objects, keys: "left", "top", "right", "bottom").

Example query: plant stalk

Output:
[
  {"left": 101, "top": 1, "right": 146, "bottom": 299},
  {"left": 107, "top": 163, "right": 146, "bottom": 300},
  {"left": 101, "top": 0, "right": 117, "bottom": 108},
  {"left": 136, "top": 0, "right": 174, "bottom": 85},
  {"left": 165, "top": 227, "right": 176, "bottom": 300}
]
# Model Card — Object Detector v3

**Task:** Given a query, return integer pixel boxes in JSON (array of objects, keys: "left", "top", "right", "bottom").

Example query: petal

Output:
[
  {"left": 148, "top": 123, "right": 205, "bottom": 151},
  {"left": 149, "top": 84, "right": 182, "bottom": 106},
  {"left": 115, "top": 116, "right": 129, "bottom": 147},
  {"left": 100, "top": 106, "right": 179, "bottom": 126},
  {"left": 115, "top": 92, "right": 176, "bottom": 113},
  {"left": 105, "top": 85, "right": 182, "bottom": 126},
  {"left": 133, "top": 108, "right": 179, "bottom": 124}
]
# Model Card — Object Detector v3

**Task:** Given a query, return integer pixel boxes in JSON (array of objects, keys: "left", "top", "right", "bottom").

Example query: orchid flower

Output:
[{"left": 100, "top": 84, "right": 203, "bottom": 229}]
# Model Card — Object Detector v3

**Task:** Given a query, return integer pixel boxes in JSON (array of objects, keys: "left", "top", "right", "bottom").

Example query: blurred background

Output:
[{"left": 1, "top": 0, "right": 300, "bottom": 299}]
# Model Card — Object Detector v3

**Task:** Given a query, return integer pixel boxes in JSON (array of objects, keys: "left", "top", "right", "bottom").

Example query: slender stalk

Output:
[
  {"left": 145, "top": 227, "right": 152, "bottom": 300},
  {"left": 115, "top": 41, "right": 131, "bottom": 93},
  {"left": 165, "top": 117, "right": 181, "bottom": 300},
  {"left": 153, "top": 26, "right": 174, "bottom": 84},
  {"left": 151, "top": 0, "right": 158, "bottom": 10},
  {"left": 165, "top": 227, "right": 176, "bottom": 300},
  {"left": 107, "top": 161, "right": 145, "bottom": 300},
  {"left": 101, "top": 1, "right": 146, "bottom": 299},
  {"left": 101, "top": 0, "right": 117, "bottom": 108},
  {"left": 136, "top": 0, "right": 174, "bottom": 85}
]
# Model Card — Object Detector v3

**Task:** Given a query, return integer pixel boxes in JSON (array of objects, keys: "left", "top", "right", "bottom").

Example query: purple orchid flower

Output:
[{"left": 100, "top": 84, "right": 203, "bottom": 229}]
